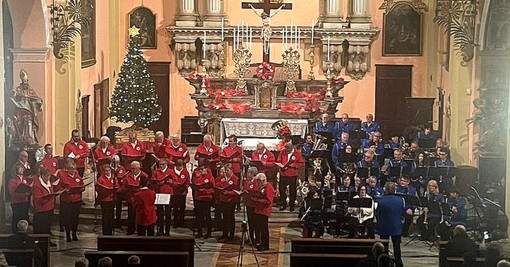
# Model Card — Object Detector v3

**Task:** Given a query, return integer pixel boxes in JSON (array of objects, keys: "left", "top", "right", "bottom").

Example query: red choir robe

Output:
[
  {"left": 133, "top": 188, "right": 157, "bottom": 226},
  {"left": 242, "top": 178, "right": 259, "bottom": 208},
  {"left": 165, "top": 143, "right": 191, "bottom": 165},
  {"left": 276, "top": 149, "right": 304, "bottom": 177},
  {"left": 194, "top": 143, "right": 220, "bottom": 171},
  {"left": 192, "top": 170, "right": 215, "bottom": 202},
  {"left": 250, "top": 149, "right": 275, "bottom": 175},
  {"left": 8, "top": 175, "right": 32, "bottom": 204},
  {"left": 121, "top": 171, "right": 148, "bottom": 203},
  {"left": 152, "top": 138, "right": 170, "bottom": 160},
  {"left": 39, "top": 155, "right": 58, "bottom": 175},
  {"left": 120, "top": 140, "right": 146, "bottom": 169},
  {"left": 170, "top": 167, "right": 190, "bottom": 196},
  {"left": 63, "top": 140, "right": 90, "bottom": 168},
  {"left": 32, "top": 177, "right": 55, "bottom": 213},
  {"left": 150, "top": 167, "right": 173, "bottom": 194},
  {"left": 57, "top": 170, "right": 84, "bottom": 203},
  {"left": 253, "top": 183, "right": 274, "bottom": 217},
  {"left": 94, "top": 145, "right": 117, "bottom": 165},
  {"left": 96, "top": 174, "right": 119, "bottom": 203},
  {"left": 215, "top": 174, "right": 240, "bottom": 203},
  {"left": 220, "top": 145, "right": 243, "bottom": 174}
]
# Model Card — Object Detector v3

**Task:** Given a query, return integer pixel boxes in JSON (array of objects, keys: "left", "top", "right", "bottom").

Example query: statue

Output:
[
  {"left": 249, "top": 3, "right": 286, "bottom": 55},
  {"left": 9, "top": 69, "right": 43, "bottom": 147}
]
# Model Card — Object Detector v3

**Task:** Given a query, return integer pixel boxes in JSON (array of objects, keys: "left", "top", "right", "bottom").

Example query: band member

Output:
[
  {"left": 361, "top": 114, "right": 381, "bottom": 139},
  {"left": 381, "top": 149, "right": 409, "bottom": 184},
  {"left": 314, "top": 113, "right": 335, "bottom": 135},
  {"left": 192, "top": 166, "right": 215, "bottom": 238},
  {"left": 151, "top": 158, "right": 173, "bottom": 235},
  {"left": 215, "top": 163, "right": 240, "bottom": 241},
  {"left": 386, "top": 134, "right": 400, "bottom": 149},
  {"left": 276, "top": 142, "right": 304, "bottom": 211},
  {"left": 408, "top": 141, "right": 422, "bottom": 159},
  {"left": 332, "top": 132, "right": 350, "bottom": 168},
  {"left": 152, "top": 131, "right": 170, "bottom": 160},
  {"left": 365, "top": 176, "right": 382, "bottom": 198},
  {"left": 94, "top": 136, "right": 117, "bottom": 169},
  {"left": 57, "top": 160, "right": 84, "bottom": 242},
  {"left": 39, "top": 144, "right": 58, "bottom": 175},
  {"left": 95, "top": 164, "right": 119, "bottom": 235},
  {"left": 63, "top": 129, "right": 90, "bottom": 177},
  {"left": 252, "top": 173, "right": 274, "bottom": 251},
  {"left": 357, "top": 151, "right": 380, "bottom": 180},
  {"left": 347, "top": 185, "right": 375, "bottom": 238},
  {"left": 299, "top": 189, "right": 325, "bottom": 238},
  {"left": 396, "top": 176, "right": 417, "bottom": 237},
  {"left": 447, "top": 190, "right": 467, "bottom": 227},
  {"left": 133, "top": 178, "right": 157, "bottom": 236},
  {"left": 8, "top": 163, "right": 32, "bottom": 233},
  {"left": 243, "top": 166, "right": 260, "bottom": 244},
  {"left": 165, "top": 134, "right": 191, "bottom": 166},
  {"left": 32, "top": 168, "right": 57, "bottom": 245},
  {"left": 111, "top": 155, "right": 127, "bottom": 227},
  {"left": 121, "top": 161, "right": 148, "bottom": 235},
  {"left": 170, "top": 159, "right": 190, "bottom": 228},
  {"left": 434, "top": 147, "right": 455, "bottom": 193},
  {"left": 376, "top": 182, "right": 405, "bottom": 267},
  {"left": 334, "top": 113, "right": 354, "bottom": 137},
  {"left": 362, "top": 132, "right": 384, "bottom": 156},
  {"left": 120, "top": 131, "right": 147, "bottom": 170},
  {"left": 411, "top": 152, "right": 429, "bottom": 195},
  {"left": 220, "top": 135, "right": 244, "bottom": 178},
  {"left": 195, "top": 135, "right": 220, "bottom": 175},
  {"left": 335, "top": 175, "right": 356, "bottom": 236},
  {"left": 249, "top": 143, "right": 276, "bottom": 188},
  {"left": 301, "top": 134, "right": 314, "bottom": 158},
  {"left": 417, "top": 180, "right": 444, "bottom": 241}
]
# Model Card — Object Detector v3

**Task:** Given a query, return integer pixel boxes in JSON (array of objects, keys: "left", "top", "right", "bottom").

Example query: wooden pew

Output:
[
  {"left": 96, "top": 235, "right": 195, "bottom": 266},
  {"left": 85, "top": 251, "right": 189, "bottom": 267},
  {"left": 0, "top": 234, "right": 49, "bottom": 267},
  {"left": 438, "top": 240, "right": 484, "bottom": 267},
  {"left": 290, "top": 238, "right": 390, "bottom": 267},
  {"left": 446, "top": 257, "right": 485, "bottom": 267},
  {"left": 3, "top": 248, "right": 35, "bottom": 267}
]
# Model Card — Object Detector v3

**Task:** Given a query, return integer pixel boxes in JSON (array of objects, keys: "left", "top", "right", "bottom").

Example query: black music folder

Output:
[
  {"left": 336, "top": 191, "right": 355, "bottom": 201},
  {"left": 356, "top": 167, "right": 379, "bottom": 178},
  {"left": 418, "top": 138, "right": 435, "bottom": 149},
  {"left": 429, "top": 166, "right": 456, "bottom": 178},
  {"left": 347, "top": 198, "right": 372, "bottom": 209},
  {"left": 309, "top": 198, "right": 324, "bottom": 210},
  {"left": 401, "top": 194, "right": 421, "bottom": 207}
]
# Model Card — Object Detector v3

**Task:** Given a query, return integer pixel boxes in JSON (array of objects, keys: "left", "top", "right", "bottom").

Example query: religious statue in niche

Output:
[
  {"left": 383, "top": 3, "right": 422, "bottom": 55},
  {"left": 248, "top": 3, "right": 286, "bottom": 54},
  {"left": 7, "top": 69, "right": 43, "bottom": 148},
  {"left": 129, "top": 7, "right": 156, "bottom": 49}
]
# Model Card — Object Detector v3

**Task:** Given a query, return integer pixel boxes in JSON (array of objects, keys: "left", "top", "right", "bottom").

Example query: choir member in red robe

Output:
[
  {"left": 120, "top": 131, "right": 146, "bottom": 170},
  {"left": 194, "top": 134, "right": 220, "bottom": 176},
  {"left": 252, "top": 173, "right": 274, "bottom": 251},
  {"left": 243, "top": 166, "right": 260, "bottom": 244},
  {"left": 165, "top": 134, "right": 190, "bottom": 166},
  {"left": 215, "top": 163, "right": 240, "bottom": 241},
  {"left": 133, "top": 178, "right": 157, "bottom": 236},
  {"left": 94, "top": 136, "right": 117, "bottom": 172},
  {"left": 57, "top": 160, "right": 84, "bottom": 242},
  {"left": 63, "top": 129, "right": 90, "bottom": 177},
  {"left": 276, "top": 142, "right": 304, "bottom": 211},
  {"left": 32, "top": 168, "right": 58, "bottom": 246},
  {"left": 96, "top": 164, "right": 119, "bottom": 235},
  {"left": 38, "top": 144, "right": 58, "bottom": 175},
  {"left": 152, "top": 131, "right": 170, "bottom": 161},
  {"left": 192, "top": 166, "right": 215, "bottom": 238},
  {"left": 8, "top": 163, "right": 32, "bottom": 233},
  {"left": 150, "top": 158, "right": 173, "bottom": 235},
  {"left": 120, "top": 161, "right": 148, "bottom": 235},
  {"left": 111, "top": 155, "right": 127, "bottom": 227},
  {"left": 170, "top": 159, "right": 190, "bottom": 228},
  {"left": 250, "top": 143, "right": 276, "bottom": 191},
  {"left": 220, "top": 135, "right": 244, "bottom": 178}
]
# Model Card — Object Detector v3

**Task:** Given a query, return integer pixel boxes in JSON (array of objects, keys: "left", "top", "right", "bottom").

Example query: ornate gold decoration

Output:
[
  {"left": 308, "top": 44, "right": 315, "bottom": 80},
  {"left": 50, "top": 0, "right": 92, "bottom": 59},
  {"left": 379, "top": 0, "right": 428, "bottom": 12},
  {"left": 115, "top": 125, "right": 155, "bottom": 144},
  {"left": 204, "top": 42, "right": 226, "bottom": 78},
  {"left": 346, "top": 45, "right": 370, "bottom": 81},
  {"left": 282, "top": 47, "right": 300, "bottom": 93},
  {"left": 233, "top": 48, "right": 252, "bottom": 92},
  {"left": 434, "top": 0, "right": 478, "bottom": 65},
  {"left": 175, "top": 43, "right": 197, "bottom": 76},
  {"left": 325, "top": 61, "right": 333, "bottom": 98},
  {"left": 128, "top": 26, "right": 140, "bottom": 37}
]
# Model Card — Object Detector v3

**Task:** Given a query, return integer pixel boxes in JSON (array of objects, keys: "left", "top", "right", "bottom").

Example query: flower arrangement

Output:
[
  {"left": 256, "top": 62, "right": 276, "bottom": 80},
  {"left": 207, "top": 101, "right": 253, "bottom": 114},
  {"left": 331, "top": 76, "right": 345, "bottom": 85},
  {"left": 282, "top": 89, "right": 327, "bottom": 113},
  {"left": 208, "top": 88, "right": 247, "bottom": 100},
  {"left": 188, "top": 71, "right": 212, "bottom": 89}
]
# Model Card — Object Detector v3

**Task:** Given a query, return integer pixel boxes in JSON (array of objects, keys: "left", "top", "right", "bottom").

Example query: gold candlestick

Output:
[
  {"left": 233, "top": 47, "right": 252, "bottom": 92},
  {"left": 325, "top": 61, "right": 333, "bottom": 98},
  {"left": 199, "top": 58, "right": 208, "bottom": 95},
  {"left": 282, "top": 47, "right": 300, "bottom": 93},
  {"left": 308, "top": 44, "right": 315, "bottom": 80}
]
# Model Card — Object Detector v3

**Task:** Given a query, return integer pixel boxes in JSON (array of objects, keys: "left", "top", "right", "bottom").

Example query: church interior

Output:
[{"left": 0, "top": 0, "right": 510, "bottom": 266}]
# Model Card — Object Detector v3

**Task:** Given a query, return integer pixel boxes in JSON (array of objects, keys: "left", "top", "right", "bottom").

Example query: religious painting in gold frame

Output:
[
  {"left": 381, "top": 1, "right": 426, "bottom": 56},
  {"left": 128, "top": 7, "right": 157, "bottom": 49}
]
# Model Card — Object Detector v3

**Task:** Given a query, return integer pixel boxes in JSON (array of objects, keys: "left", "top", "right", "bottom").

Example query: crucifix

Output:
[{"left": 241, "top": 0, "right": 293, "bottom": 62}]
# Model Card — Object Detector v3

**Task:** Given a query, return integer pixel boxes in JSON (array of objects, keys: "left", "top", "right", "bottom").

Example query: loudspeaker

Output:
[{"left": 455, "top": 165, "right": 478, "bottom": 196}]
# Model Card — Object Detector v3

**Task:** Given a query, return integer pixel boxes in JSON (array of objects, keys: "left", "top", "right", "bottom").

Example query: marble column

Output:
[
  {"left": 323, "top": 0, "right": 346, "bottom": 29},
  {"left": 203, "top": 0, "right": 227, "bottom": 27},
  {"left": 176, "top": 0, "right": 199, "bottom": 27},
  {"left": 349, "top": 0, "right": 371, "bottom": 29}
]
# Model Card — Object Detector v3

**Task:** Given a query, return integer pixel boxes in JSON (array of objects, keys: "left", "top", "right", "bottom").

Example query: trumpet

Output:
[{"left": 312, "top": 134, "right": 328, "bottom": 150}]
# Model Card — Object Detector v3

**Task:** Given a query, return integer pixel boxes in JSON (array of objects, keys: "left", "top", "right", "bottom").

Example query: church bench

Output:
[
  {"left": 438, "top": 240, "right": 484, "bottom": 267},
  {"left": 84, "top": 251, "right": 189, "bottom": 267},
  {"left": 96, "top": 235, "right": 195, "bottom": 266},
  {"left": 2, "top": 248, "right": 35, "bottom": 267},
  {"left": 0, "top": 234, "right": 49, "bottom": 267},
  {"left": 290, "top": 253, "right": 366, "bottom": 267},
  {"left": 446, "top": 256, "right": 485, "bottom": 267},
  {"left": 291, "top": 237, "right": 389, "bottom": 255}
]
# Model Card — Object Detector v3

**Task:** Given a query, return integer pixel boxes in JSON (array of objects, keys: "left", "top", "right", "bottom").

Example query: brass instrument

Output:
[{"left": 312, "top": 134, "right": 328, "bottom": 150}]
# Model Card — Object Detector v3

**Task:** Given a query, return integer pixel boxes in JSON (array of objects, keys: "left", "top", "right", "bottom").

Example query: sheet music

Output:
[
  {"left": 155, "top": 193, "right": 171, "bottom": 205},
  {"left": 68, "top": 152, "right": 76, "bottom": 159}
]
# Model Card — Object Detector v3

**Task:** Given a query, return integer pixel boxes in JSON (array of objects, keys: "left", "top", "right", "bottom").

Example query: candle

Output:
[
  {"left": 233, "top": 27, "right": 237, "bottom": 50},
  {"left": 290, "top": 22, "right": 294, "bottom": 49},
  {"left": 327, "top": 36, "right": 330, "bottom": 61},
  {"left": 311, "top": 19, "right": 315, "bottom": 42},
  {"left": 241, "top": 20, "right": 244, "bottom": 48},
  {"left": 221, "top": 17, "right": 224, "bottom": 42},
  {"left": 237, "top": 24, "right": 240, "bottom": 49},
  {"left": 298, "top": 28, "right": 301, "bottom": 50},
  {"left": 203, "top": 31, "right": 207, "bottom": 58},
  {"left": 250, "top": 27, "right": 253, "bottom": 51},
  {"left": 284, "top": 26, "right": 288, "bottom": 50}
]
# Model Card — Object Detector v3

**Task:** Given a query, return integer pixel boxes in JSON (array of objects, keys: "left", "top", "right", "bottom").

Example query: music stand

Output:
[
  {"left": 403, "top": 196, "right": 429, "bottom": 246},
  {"left": 316, "top": 132, "right": 333, "bottom": 148},
  {"left": 418, "top": 138, "right": 435, "bottom": 149},
  {"left": 383, "top": 148, "right": 394, "bottom": 159},
  {"left": 347, "top": 198, "right": 372, "bottom": 209},
  {"left": 356, "top": 167, "right": 369, "bottom": 179}
]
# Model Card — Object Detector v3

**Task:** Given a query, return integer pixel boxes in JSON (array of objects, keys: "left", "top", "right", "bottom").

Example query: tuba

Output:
[{"left": 312, "top": 134, "right": 328, "bottom": 150}]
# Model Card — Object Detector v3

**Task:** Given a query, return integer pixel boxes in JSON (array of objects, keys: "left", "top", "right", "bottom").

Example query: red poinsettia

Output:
[
  {"left": 208, "top": 88, "right": 247, "bottom": 100},
  {"left": 278, "top": 102, "right": 305, "bottom": 115},
  {"left": 256, "top": 62, "right": 276, "bottom": 80},
  {"left": 331, "top": 76, "right": 345, "bottom": 85}
]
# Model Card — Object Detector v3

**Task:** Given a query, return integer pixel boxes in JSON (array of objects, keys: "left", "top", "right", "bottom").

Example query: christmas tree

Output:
[{"left": 110, "top": 26, "right": 161, "bottom": 128}]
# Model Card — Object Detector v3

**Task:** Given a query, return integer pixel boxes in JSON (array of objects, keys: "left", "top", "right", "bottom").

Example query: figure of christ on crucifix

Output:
[{"left": 241, "top": 0, "right": 293, "bottom": 62}]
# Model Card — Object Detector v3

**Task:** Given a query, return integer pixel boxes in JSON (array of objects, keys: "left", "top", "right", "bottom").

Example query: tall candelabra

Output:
[
  {"left": 282, "top": 47, "right": 300, "bottom": 93},
  {"left": 308, "top": 44, "right": 315, "bottom": 80},
  {"left": 233, "top": 47, "right": 252, "bottom": 92},
  {"left": 199, "top": 58, "right": 208, "bottom": 95},
  {"left": 325, "top": 61, "right": 333, "bottom": 98}
]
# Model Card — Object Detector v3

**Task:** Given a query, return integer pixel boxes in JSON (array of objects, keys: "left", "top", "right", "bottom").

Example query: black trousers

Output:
[
  {"left": 137, "top": 224, "right": 155, "bottom": 236},
  {"left": 279, "top": 176, "right": 297, "bottom": 208},
  {"left": 61, "top": 201, "right": 81, "bottom": 234},
  {"left": 11, "top": 202, "right": 30, "bottom": 233},
  {"left": 172, "top": 195, "right": 186, "bottom": 227},
  {"left": 246, "top": 206, "right": 259, "bottom": 243},
  {"left": 195, "top": 200, "right": 212, "bottom": 232},
  {"left": 156, "top": 204, "right": 171, "bottom": 235},
  {"left": 380, "top": 235, "right": 403, "bottom": 267},
  {"left": 127, "top": 202, "right": 135, "bottom": 235},
  {"left": 348, "top": 217, "right": 375, "bottom": 239},
  {"left": 254, "top": 213, "right": 269, "bottom": 248},
  {"left": 115, "top": 193, "right": 125, "bottom": 227},
  {"left": 33, "top": 210, "right": 53, "bottom": 234},
  {"left": 100, "top": 202, "right": 115, "bottom": 235},
  {"left": 402, "top": 212, "right": 414, "bottom": 235},
  {"left": 220, "top": 202, "right": 236, "bottom": 239}
]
